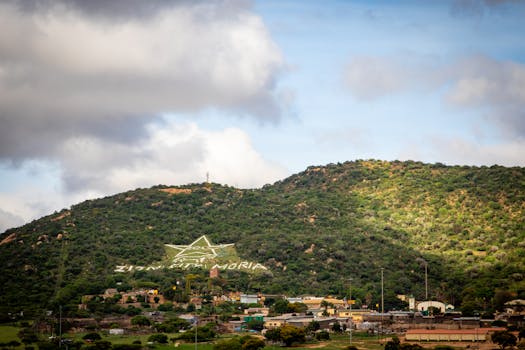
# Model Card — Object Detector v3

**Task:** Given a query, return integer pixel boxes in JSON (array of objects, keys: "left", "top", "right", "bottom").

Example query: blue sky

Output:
[{"left": 0, "top": 0, "right": 524, "bottom": 231}]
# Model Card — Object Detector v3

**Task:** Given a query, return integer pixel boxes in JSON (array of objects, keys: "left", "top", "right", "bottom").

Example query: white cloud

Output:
[
  {"left": 428, "top": 137, "right": 525, "bottom": 167},
  {"left": 0, "top": 208, "right": 25, "bottom": 233},
  {"left": 0, "top": 0, "right": 285, "bottom": 159},
  {"left": 343, "top": 54, "right": 442, "bottom": 100},
  {"left": 343, "top": 54, "right": 525, "bottom": 139},
  {"left": 0, "top": 120, "right": 288, "bottom": 230},
  {"left": 57, "top": 120, "right": 287, "bottom": 193},
  {"left": 446, "top": 56, "right": 525, "bottom": 138},
  {"left": 395, "top": 135, "right": 525, "bottom": 167}
]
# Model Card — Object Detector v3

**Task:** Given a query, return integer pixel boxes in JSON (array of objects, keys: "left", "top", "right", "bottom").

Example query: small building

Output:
[
  {"left": 264, "top": 314, "right": 295, "bottom": 329},
  {"left": 287, "top": 297, "right": 303, "bottom": 304},
  {"left": 338, "top": 309, "right": 372, "bottom": 323},
  {"left": 222, "top": 320, "right": 245, "bottom": 333},
  {"left": 244, "top": 307, "right": 269, "bottom": 316},
  {"left": 240, "top": 294, "right": 259, "bottom": 304},
  {"left": 405, "top": 328, "right": 506, "bottom": 342},
  {"left": 109, "top": 328, "right": 124, "bottom": 335},
  {"left": 287, "top": 316, "right": 315, "bottom": 329},
  {"left": 416, "top": 301, "right": 454, "bottom": 314}
]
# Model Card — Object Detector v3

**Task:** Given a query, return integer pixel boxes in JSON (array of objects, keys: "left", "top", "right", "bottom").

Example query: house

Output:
[
  {"left": 264, "top": 314, "right": 296, "bottom": 329},
  {"left": 287, "top": 316, "right": 315, "bottom": 328},
  {"left": 222, "top": 320, "right": 245, "bottom": 333},
  {"left": 315, "top": 317, "right": 337, "bottom": 330},
  {"left": 338, "top": 309, "right": 372, "bottom": 323}
]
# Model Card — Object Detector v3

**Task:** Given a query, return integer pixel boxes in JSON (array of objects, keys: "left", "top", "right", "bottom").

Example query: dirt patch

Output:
[
  {"left": 0, "top": 233, "right": 16, "bottom": 246},
  {"left": 159, "top": 188, "right": 192, "bottom": 195},
  {"left": 301, "top": 342, "right": 329, "bottom": 348},
  {"left": 51, "top": 211, "right": 70, "bottom": 222}
]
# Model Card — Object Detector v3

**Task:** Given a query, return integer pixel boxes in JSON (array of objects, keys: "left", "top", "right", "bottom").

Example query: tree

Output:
[
  {"left": 82, "top": 333, "right": 102, "bottom": 342},
  {"left": 280, "top": 324, "right": 305, "bottom": 347},
  {"left": 131, "top": 315, "right": 150, "bottom": 326},
  {"left": 87, "top": 340, "right": 112, "bottom": 350},
  {"left": 148, "top": 334, "right": 168, "bottom": 344},
  {"left": 246, "top": 319, "right": 264, "bottom": 331},
  {"left": 492, "top": 330, "right": 517, "bottom": 350},
  {"left": 264, "top": 328, "right": 281, "bottom": 343},
  {"left": 305, "top": 320, "right": 320, "bottom": 334},
  {"left": 519, "top": 328, "right": 525, "bottom": 341},
  {"left": 241, "top": 338, "right": 265, "bottom": 350},
  {"left": 214, "top": 338, "right": 241, "bottom": 350},
  {"left": 331, "top": 321, "right": 342, "bottom": 333},
  {"left": 315, "top": 330, "right": 330, "bottom": 340},
  {"left": 288, "top": 302, "right": 308, "bottom": 314},
  {"left": 18, "top": 328, "right": 39, "bottom": 344},
  {"left": 271, "top": 299, "right": 289, "bottom": 314},
  {"left": 385, "top": 335, "right": 401, "bottom": 350}
]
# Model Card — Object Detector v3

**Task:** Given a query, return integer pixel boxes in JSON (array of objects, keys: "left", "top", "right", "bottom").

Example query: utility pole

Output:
[
  {"left": 59, "top": 305, "right": 62, "bottom": 349},
  {"left": 194, "top": 316, "right": 198, "bottom": 350},
  {"left": 425, "top": 261, "right": 428, "bottom": 300},
  {"left": 381, "top": 268, "right": 384, "bottom": 314},
  {"left": 380, "top": 268, "right": 384, "bottom": 341},
  {"left": 348, "top": 278, "right": 353, "bottom": 346}
]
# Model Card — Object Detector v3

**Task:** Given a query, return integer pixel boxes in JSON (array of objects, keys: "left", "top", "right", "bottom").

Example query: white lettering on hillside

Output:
[{"left": 114, "top": 261, "right": 268, "bottom": 273}]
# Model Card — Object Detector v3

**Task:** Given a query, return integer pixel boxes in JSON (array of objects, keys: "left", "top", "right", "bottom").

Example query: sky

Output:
[{"left": 1, "top": 0, "right": 524, "bottom": 232}]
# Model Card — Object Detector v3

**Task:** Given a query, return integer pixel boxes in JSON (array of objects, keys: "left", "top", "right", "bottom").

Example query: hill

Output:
[{"left": 0, "top": 160, "right": 524, "bottom": 319}]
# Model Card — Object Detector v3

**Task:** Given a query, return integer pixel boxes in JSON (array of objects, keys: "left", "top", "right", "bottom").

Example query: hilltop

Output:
[{"left": 0, "top": 160, "right": 524, "bottom": 319}]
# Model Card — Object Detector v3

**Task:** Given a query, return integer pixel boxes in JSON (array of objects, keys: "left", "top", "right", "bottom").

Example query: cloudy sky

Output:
[{"left": 1, "top": 0, "right": 524, "bottom": 231}]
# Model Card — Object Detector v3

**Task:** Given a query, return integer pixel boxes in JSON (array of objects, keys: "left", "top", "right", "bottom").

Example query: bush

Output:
[
  {"left": 148, "top": 334, "right": 168, "bottom": 344},
  {"left": 315, "top": 330, "right": 330, "bottom": 341},
  {"left": 241, "top": 337, "right": 265, "bottom": 350},
  {"left": 157, "top": 303, "right": 173, "bottom": 312},
  {"left": 112, "top": 345, "right": 141, "bottom": 350},
  {"left": 213, "top": 338, "right": 241, "bottom": 350},
  {"left": 82, "top": 333, "right": 102, "bottom": 341},
  {"left": 131, "top": 315, "right": 150, "bottom": 326},
  {"left": 343, "top": 346, "right": 358, "bottom": 350}
]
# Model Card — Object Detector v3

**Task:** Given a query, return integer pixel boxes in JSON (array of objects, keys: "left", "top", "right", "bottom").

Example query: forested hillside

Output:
[{"left": 1, "top": 160, "right": 524, "bottom": 319}]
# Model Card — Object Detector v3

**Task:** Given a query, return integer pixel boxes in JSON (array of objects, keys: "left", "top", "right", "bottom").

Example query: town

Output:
[{"left": 18, "top": 265, "right": 522, "bottom": 350}]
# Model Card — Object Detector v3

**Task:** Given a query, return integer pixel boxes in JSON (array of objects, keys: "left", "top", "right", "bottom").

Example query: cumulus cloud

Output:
[
  {"left": 343, "top": 55, "right": 443, "bottom": 100},
  {"left": 0, "top": 0, "right": 285, "bottom": 160},
  {"left": 0, "top": 120, "right": 288, "bottom": 229},
  {"left": 55, "top": 120, "right": 287, "bottom": 194},
  {"left": 446, "top": 56, "right": 525, "bottom": 138},
  {"left": 343, "top": 54, "right": 525, "bottom": 139},
  {"left": 0, "top": 208, "right": 25, "bottom": 233},
  {"left": 427, "top": 136, "right": 525, "bottom": 167}
]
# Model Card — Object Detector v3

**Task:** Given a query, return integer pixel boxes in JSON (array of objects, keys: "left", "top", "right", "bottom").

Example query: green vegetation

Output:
[
  {"left": 0, "top": 160, "right": 524, "bottom": 319},
  {"left": 492, "top": 330, "right": 518, "bottom": 349}
]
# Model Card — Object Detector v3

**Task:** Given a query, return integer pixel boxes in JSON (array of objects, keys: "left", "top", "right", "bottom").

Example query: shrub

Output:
[
  {"left": 82, "top": 333, "right": 102, "bottom": 342},
  {"left": 148, "top": 334, "right": 168, "bottom": 344},
  {"left": 315, "top": 330, "right": 330, "bottom": 341},
  {"left": 112, "top": 345, "right": 141, "bottom": 350}
]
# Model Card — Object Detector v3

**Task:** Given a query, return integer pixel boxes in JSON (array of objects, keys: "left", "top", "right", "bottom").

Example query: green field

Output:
[
  {"left": 0, "top": 327, "right": 401, "bottom": 350},
  {"left": 0, "top": 325, "right": 21, "bottom": 342}
]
